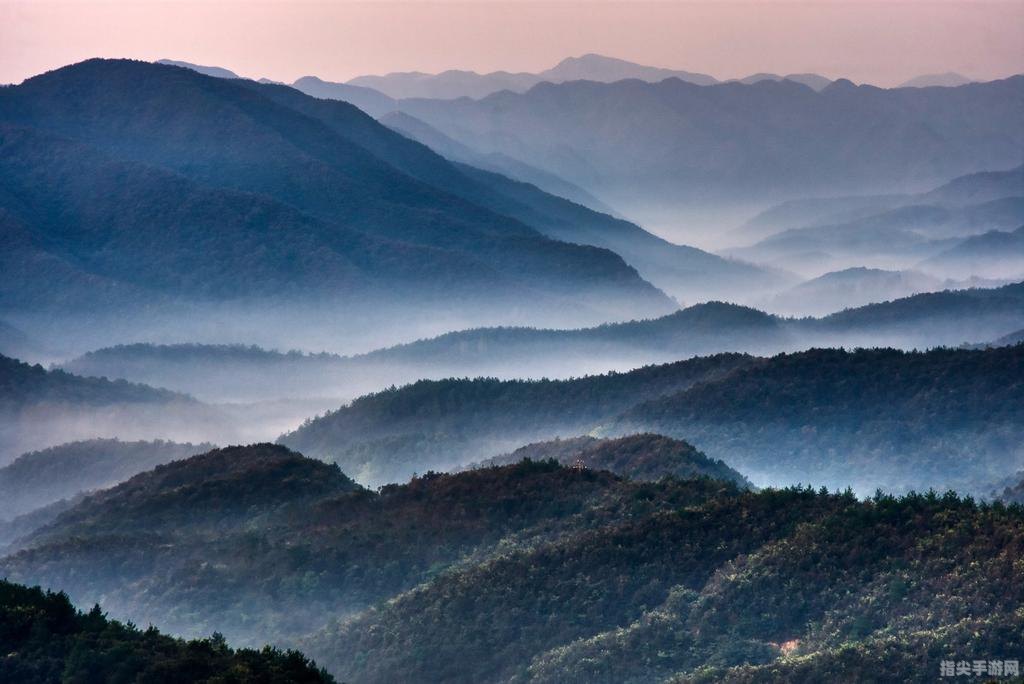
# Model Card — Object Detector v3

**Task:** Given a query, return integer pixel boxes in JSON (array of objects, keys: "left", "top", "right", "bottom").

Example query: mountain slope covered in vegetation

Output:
[
  {"left": 283, "top": 345, "right": 1024, "bottom": 493},
  {"left": 307, "top": 487, "right": 1024, "bottom": 684},
  {"left": 0, "top": 579, "right": 333, "bottom": 683}
]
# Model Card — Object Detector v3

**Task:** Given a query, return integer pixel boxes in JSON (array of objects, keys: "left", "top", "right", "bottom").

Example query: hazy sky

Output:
[{"left": 2, "top": 1, "right": 1023, "bottom": 86}]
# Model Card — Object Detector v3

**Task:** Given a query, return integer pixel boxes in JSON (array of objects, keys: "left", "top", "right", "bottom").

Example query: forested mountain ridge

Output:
[
  {"left": 472, "top": 433, "right": 752, "bottom": 488},
  {"left": 0, "top": 59, "right": 674, "bottom": 326},
  {"left": 2, "top": 445, "right": 1020, "bottom": 683},
  {"left": 0, "top": 353, "right": 187, "bottom": 408},
  {"left": 279, "top": 352, "right": 757, "bottom": 484},
  {"left": 611, "top": 345, "right": 1024, "bottom": 491},
  {"left": 306, "top": 487, "right": 1024, "bottom": 684},
  {"left": 0, "top": 445, "right": 743, "bottom": 646},
  {"left": 283, "top": 345, "right": 1024, "bottom": 493},
  {"left": 0, "top": 579, "right": 334, "bottom": 683},
  {"left": 58, "top": 283, "right": 1024, "bottom": 407},
  {"left": 25, "top": 444, "right": 360, "bottom": 542},
  {"left": 0, "top": 352, "right": 229, "bottom": 464}
]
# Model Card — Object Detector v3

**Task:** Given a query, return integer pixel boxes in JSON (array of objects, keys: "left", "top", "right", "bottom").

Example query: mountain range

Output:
[
  {"left": 0, "top": 443, "right": 1018, "bottom": 683},
  {"left": 728, "top": 165, "right": 1024, "bottom": 279},
  {"left": 387, "top": 76, "right": 1024, "bottom": 238},
  {"left": 0, "top": 59, "right": 688, "bottom": 340},
  {"left": 342, "top": 54, "right": 735, "bottom": 100},
  {"left": 279, "top": 344, "right": 1024, "bottom": 494},
  {"left": 56, "top": 283, "right": 1024, "bottom": 406}
]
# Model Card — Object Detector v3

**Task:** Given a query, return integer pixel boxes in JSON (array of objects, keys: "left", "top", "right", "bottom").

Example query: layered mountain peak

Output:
[{"left": 0, "top": 58, "right": 676, "bottom": 328}]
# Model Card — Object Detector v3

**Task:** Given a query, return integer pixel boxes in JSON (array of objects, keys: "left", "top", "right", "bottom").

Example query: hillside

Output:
[
  {"left": 613, "top": 346, "right": 1024, "bottom": 492},
  {"left": 735, "top": 164, "right": 1024, "bottom": 246},
  {"left": 762, "top": 267, "right": 946, "bottom": 316},
  {"left": 917, "top": 226, "right": 1024, "bottom": 279},
  {"left": 0, "top": 438, "right": 211, "bottom": 521},
  {"left": 0, "top": 353, "right": 184, "bottom": 409},
  {"left": 1, "top": 446, "right": 740, "bottom": 645},
  {"left": 0, "top": 579, "right": 333, "bottom": 683},
  {"left": 730, "top": 198, "right": 1024, "bottom": 277},
  {"left": 0, "top": 58, "right": 673, "bottom": 333},
  {"left": 284, "top": 345, "right": 1024, "bottom": 494},
  {"left": 3, "top": 443, "right": 1020, "bottom": 683},
  {"left": 811, "top": 281, "right": 1024, "bottom": 345},
  {"left": 28, "top": 444, "right": 359, "bottom": 541},
  {"left": 306, "top": 487, "right": 1024, "bottom": 684},
  {"left": 279, "top": 353, "right": 757, "bottom": 484},
  {"left": 473, "top": 433, "right": 752, "bottom": 488},
  {"left": 0, "top": 353, "right": 229, "bottom": 464},
  {"left": 379, "top": 110, "right": 617, "bottom": 214},
  {"left": 290, "top": 74, "right": 397, "bottom": 116}
]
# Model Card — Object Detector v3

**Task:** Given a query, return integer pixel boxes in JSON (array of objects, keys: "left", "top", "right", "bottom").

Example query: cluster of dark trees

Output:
[{"left": 0, "top": 580, "right": 333, "bottom": 683}]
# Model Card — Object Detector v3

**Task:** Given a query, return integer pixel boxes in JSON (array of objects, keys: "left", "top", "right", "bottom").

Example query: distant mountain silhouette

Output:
[
  {"left": 0, "top": 352, "right": 219, "bottom": 462},
  {"left": 733, "top": 72, "right": 832, "bottom": 90},
  {"left": 762, "top": 267, "right": 946, "bottom": 317},
  {"left": 918, "top": 226, "right": 1024, "bottom": 279},
  {"left": 346, "top": 53, "right": 718, "bottom": 100},
  {"left": 539, "top": 53, "right": 717, "bottom": 86},
  {"left": 378, "top": 110, "right": 617, "bottom": 214},
  {"left": 900, "top": 72, "right": 973, "bottom": 88},
  {"left": 393, "top": 76, "right": 1023, "bottom": 232},
  {"left": 63, "top": 283, "right": 1024, "bottom": 409},
  {"left": 349, "top": 68, "right": 538, "bottom": 100},
  {"left": 290, "top": 75, "right": 397, "bottom": 116},
  {"left": 155, "top": 59, "right": 240, "bottom": 79},
  {"left": 731, "top": 166, "right": 1024, "bottom": 276},
  {"left": 921, "top": 164, "right": 1024, "bottom": 205}
]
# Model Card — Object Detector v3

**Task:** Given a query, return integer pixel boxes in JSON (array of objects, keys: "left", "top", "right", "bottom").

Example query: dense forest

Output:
[
  {"left": 2, "top": 442, "right": 1020, "bottom": 683},
  {"left": 308, "top": 488, "right": 1024, "bottom": 683},
  {"left": 613, "top": 345, "right": 1024, "bottom": 492},
  {"left": 283, "top": 345, "right": 1024, "bottom": 493},
  {"left": 1, "top": 444, "right": 742, "bottom": 645},
  {"left": 0, "top": 579, "right": 333, "bottom": 683}
]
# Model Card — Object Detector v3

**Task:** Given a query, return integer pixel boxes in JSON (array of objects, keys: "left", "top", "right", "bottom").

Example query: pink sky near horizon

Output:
[{"left": 1, "top": 1, "right": 1022, "bottom": 87}]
